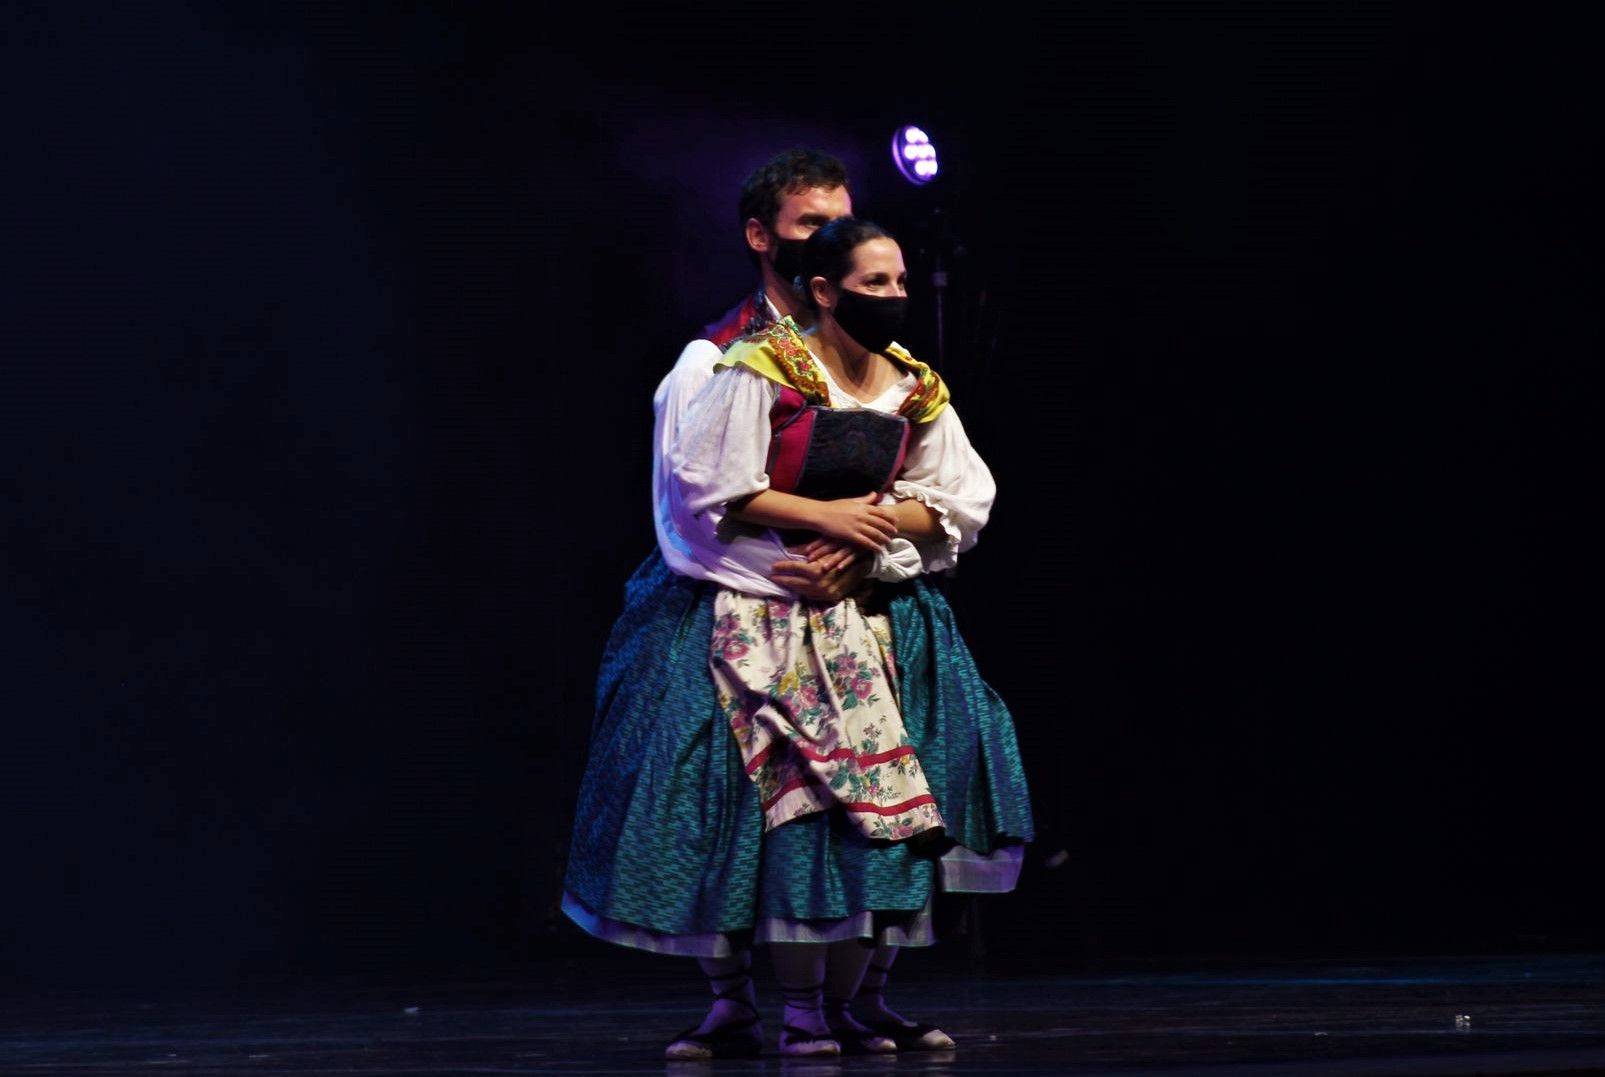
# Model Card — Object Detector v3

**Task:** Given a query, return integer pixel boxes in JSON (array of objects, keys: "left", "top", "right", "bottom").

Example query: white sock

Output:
[{"left": 689, "top": 951, "right": 757, "bottom": 1035}]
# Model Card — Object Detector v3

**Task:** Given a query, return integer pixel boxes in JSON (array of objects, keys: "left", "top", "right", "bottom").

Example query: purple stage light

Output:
[{"left": 892, "top": 125, "right": 939, "bottom": 185}]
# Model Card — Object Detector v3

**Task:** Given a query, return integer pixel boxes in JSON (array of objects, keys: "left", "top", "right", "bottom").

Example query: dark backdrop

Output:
[{"left": 3, "top": 3, "right": 1597, "bottom": 991}]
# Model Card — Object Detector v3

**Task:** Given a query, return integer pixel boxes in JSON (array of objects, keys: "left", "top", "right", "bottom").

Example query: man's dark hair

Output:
[{"left": 737, "top": 148, "right": 850, "bottom": 230}]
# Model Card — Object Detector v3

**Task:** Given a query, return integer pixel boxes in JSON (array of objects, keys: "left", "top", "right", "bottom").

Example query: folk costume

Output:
[{"left": 562, "top": 316, "right": 1032, "bottom": 957}]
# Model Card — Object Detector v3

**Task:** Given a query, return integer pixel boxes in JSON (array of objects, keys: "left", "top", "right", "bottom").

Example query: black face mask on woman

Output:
[{"left": 831, "top": 288, "right": 910, "bottom": 354}]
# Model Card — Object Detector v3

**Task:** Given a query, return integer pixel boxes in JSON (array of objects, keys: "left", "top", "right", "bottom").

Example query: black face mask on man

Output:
[
  {"left": 769, "top": 237, "right": 807, "bottom": 289},
  {"left": 830, "top": 288, "right": 910, "bottom": 354}
]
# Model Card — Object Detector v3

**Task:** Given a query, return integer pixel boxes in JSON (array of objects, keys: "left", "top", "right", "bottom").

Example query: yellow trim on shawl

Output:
[
  {"left": 882, "top": 342, "right": 951, "bottom": 424},
  {"left": 715, "top": 319, "right": 951, "bottom": 423}
]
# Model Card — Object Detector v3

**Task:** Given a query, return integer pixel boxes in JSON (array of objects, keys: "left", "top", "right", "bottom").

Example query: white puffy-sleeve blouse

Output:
[{"left": 665, "top": 344, "right": 996, "bottom": 598}]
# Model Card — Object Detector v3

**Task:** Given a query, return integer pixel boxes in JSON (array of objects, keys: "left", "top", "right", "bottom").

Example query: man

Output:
[
  {"left": 562, "top": 148, "right": 1030, "bottom": 1059},
  {"left": 652, "top": 149, "right": 872, "bottom": 606}
]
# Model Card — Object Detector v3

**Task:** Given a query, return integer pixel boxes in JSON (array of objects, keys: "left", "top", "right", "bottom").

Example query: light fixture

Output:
[{"left": 892, "top": 125, "right": 939, "bottom": 185}]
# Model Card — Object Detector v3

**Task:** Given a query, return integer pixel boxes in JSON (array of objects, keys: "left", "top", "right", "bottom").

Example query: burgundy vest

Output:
[{"left": 765, "top": 386, "right": 910, "bottom": 544}]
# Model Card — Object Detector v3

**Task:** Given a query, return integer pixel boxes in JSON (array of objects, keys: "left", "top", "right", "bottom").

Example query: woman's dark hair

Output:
[{"left": 798, "top": 217, "right": 894, "bottom": 310}]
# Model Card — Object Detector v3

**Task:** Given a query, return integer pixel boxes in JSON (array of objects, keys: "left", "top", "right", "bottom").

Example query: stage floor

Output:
[{"left": 2, "top": 951, "right": 1601, "bottom": 1075}]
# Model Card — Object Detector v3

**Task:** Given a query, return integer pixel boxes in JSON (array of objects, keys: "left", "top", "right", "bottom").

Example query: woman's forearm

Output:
[
  {"left": 733, "top": 489, "right": 943, "bottom": 544},
  {"left": 890, "top": 498, "right": 944, "bottom": 543},
  {"left": 728, "top": 489, "right": 827, "bottom": 532},
  {"left": 729, "top": 489, "right": 899, "bottom": 550}
]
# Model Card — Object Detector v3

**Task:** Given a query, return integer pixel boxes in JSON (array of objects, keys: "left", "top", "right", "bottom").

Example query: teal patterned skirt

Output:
[{"left": 561, "top": 550, "right": 1033, "bottom": 957}]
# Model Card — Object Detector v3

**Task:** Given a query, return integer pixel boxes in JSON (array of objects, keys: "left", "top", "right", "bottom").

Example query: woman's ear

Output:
[{"left": 810, "top": 276, "right": 833, "bottom": 311}]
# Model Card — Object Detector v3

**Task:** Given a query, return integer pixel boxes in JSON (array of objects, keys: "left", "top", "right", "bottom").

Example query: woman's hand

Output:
[{"left": 811, "top": 492, "right": 899, "bottom": 550}]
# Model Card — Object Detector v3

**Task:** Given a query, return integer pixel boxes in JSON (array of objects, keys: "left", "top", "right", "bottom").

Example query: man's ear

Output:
[{"left": 744, "top": 217, "right": 769, "bottom": 255}]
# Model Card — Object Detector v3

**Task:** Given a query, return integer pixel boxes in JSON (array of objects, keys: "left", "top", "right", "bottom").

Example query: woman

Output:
[
  {"left": 563, "top": 217, "right": 1031, "bottom": 1058},
  {"left": 659, "top": 216, "right": 1031, "bottom": 1055}
]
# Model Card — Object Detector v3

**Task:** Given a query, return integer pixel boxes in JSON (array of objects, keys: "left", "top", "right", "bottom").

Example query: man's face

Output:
[{"left": 771, "top": 184, "right": 853, "bottom": 242}]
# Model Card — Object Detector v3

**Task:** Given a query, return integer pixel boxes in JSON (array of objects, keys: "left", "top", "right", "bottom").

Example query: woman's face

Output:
[{"left": 839, "top": 237, "right": 908, "bottom": 298}]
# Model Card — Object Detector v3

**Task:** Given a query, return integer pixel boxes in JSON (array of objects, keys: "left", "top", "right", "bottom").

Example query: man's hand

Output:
[{"left": 770, "top": 538, "right": 874, "bottom": 604}]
